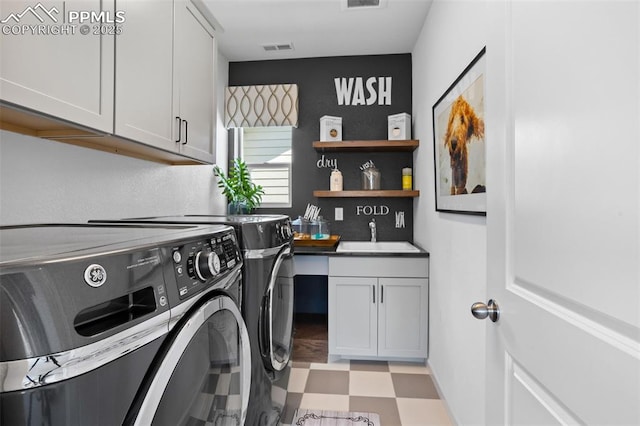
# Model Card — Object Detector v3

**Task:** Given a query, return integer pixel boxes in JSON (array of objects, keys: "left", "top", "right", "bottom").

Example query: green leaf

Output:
[{"left": 213, "top": 158, "right": 264, "bottom": 211}]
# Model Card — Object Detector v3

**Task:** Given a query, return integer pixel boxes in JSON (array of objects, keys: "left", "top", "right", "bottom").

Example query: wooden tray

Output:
[{"left": 294, "top": 235, "right": 341, "bottom": 247}]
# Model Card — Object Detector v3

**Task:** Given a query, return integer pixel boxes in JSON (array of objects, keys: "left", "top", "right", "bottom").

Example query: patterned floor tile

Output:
[
  {"left": 387, "top": 361, "right": 431, "bottom": 375},
  {"left": 287, "top": 368, "right": 310, "bottom": 393},
  {"left": 293, "top": 361, "right": 312, "bottom": 369},
  {"left": 391, "top": 372, "right": 440, "bottom": 399},
  {"left": 305, "top": 370, "right": 349, "bottom": 394},
  {"left": 349, "top": 360, "right": 390, "bottom": 372},
  {"left": 309, "top": 360, "right": 351, "bottom": 371},
  {"left": 349, "top": 371, "right": 396, "bottom": 398},
  {"left": 349, "top": 396, "right": 401, "bottom": 425},
  {"left": 299, "top": 393, "right": 350, "bottom": 412},
  {"left": 282, "top": 392, "right": 303, "bottom": 425},
  {"left": 396, "top": 398, "right": 453, "bottom": 425}
]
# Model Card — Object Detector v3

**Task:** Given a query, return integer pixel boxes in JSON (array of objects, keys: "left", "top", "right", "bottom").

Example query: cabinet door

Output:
[
  {"left": 377, "top": 278, "right": 428, "bottom": 358},
  {"left": 173, "top": 0, "right": 215, "bottom": 163},
  {"left": 328, "top": 277, "right": 377, "bottom": 357},
  {"left": 114, "top": 0, "right": 176, "bottom": 151},
  {"left": 0, "top": 0, "right": 114, "bottom": 132}
]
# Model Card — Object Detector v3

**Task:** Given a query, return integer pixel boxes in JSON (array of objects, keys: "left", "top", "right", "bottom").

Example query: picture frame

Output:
[{"left": 432, "top": 47, "right": 487, "bottom": 215}]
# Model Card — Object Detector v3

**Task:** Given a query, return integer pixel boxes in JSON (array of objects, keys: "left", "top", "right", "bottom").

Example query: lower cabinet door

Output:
[
  {"left": 329, "top": 276, "right": 377, "bottom": 357},
  {"left": 377, "top": 278, "right": 428, "bottom": 358}
]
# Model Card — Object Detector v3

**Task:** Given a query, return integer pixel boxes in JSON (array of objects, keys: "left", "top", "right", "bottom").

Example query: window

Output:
[{"left": 239, "top": 126, "right": 292, "bottom": 208}]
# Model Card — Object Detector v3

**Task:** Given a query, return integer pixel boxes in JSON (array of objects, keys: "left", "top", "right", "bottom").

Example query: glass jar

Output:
[
  {"left": 311, "top": 217, "right": 330, "bottom": 240},
  {"left": 361, "top": 167, "right": 381, "bottom": 190},
  {"left": 402, "top": 167, "right": 413, "bottom": 190},
  {"left": 291, "top": 216, "right": 310, "bottom": 239}
]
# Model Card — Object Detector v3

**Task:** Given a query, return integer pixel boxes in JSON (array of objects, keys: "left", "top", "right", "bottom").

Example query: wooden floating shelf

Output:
[
  {"left": 314, "top": 190, "right": 420, "bottom": 198},
  {"left": 313, "top": 140, "right": 419, "bottom": 152}
]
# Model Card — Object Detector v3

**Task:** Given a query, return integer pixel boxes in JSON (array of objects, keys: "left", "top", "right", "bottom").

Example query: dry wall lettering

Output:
[
  {"left": 356, "top": 205, "right": 389, "bottom": 216},
  {"left": 334, "top": 77, "right": 392, "bottom": 106},
  {"left": 316, "top": 154, "right": 337, "bottom": 169}
]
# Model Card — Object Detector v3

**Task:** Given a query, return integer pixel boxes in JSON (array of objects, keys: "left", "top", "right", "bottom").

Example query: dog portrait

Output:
[
  {"left": 443, "top": 93, "right": 485, "bottom": 195},
  {"left": 432, "top": 47, "right": 486, "bottom": 215}
]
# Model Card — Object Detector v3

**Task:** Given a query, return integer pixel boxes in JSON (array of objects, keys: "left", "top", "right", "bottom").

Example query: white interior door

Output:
[{"left": 484, "top": 1, "right": 640, "bottom": 424}]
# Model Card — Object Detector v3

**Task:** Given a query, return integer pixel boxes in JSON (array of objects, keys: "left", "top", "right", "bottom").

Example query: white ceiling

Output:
[{"left": 198, "top": 0, "right": 433, "bottom": 62}]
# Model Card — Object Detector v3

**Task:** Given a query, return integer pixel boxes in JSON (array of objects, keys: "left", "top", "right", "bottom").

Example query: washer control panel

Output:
[{"left": 171, "top": 230, "right": 241, "bottom": 300}]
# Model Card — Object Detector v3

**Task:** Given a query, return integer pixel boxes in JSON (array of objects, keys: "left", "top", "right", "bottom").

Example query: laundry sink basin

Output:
[{"left": 336, "top": 241, "right": 420, "bottom": 253}]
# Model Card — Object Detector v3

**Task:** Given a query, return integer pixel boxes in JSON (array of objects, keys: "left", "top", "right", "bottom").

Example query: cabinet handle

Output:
[
  {"left": 182, "top": 119, "right": 188, "bottom": 145},
  {"left": 175, "top": 116, "right": 182, "bottom": 143},
  {"left": 381, "top": 285, "right": 384, "bottom": 303},
  {"left": 372, "top": 285, "right": 375, "bottom": 304}
]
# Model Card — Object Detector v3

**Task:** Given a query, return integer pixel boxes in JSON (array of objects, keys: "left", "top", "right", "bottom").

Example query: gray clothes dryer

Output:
[
  {"left": 95, "top": 215, "right": 295, "bottom": 426},
  {"left": 0, "top": 223, "right": 251, "bottom": 425}
]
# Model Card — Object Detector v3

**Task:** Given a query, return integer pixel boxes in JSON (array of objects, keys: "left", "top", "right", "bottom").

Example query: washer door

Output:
[
  {"left": 131, "top": 295, "right": 250, "bottom": 426},
  {"left": 260, "top": 245, "right": 294, "bottom": 372}
]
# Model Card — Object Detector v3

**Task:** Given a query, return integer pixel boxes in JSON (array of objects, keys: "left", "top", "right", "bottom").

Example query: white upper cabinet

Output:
[
  {"left": 173, "top": 0, "right": 215, "bottom": 162},
  {"left": 115, "top": 0, "right": 215, "bottom": 163},
  {"left": 0, "top": 0, "right": 115, "bottom": 133},
  {"left": 0, "top": 0, "right": 215, "bottom": 164},
  {"left": 114, "top": 0, "right": 175, "bottom": 152}
]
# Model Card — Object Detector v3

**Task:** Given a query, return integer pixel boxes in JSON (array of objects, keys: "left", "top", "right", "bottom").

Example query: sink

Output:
[{"left": 336, "top": 241, "right": 421, "bottom": 253}]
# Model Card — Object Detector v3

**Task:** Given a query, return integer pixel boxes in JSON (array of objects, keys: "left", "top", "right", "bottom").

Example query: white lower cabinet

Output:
[
  {"left": 330, "top": 277, "right": 378, "bottom": 357},
  {"left": 328, "top": 257, "right": 429, "bottom": 360}
]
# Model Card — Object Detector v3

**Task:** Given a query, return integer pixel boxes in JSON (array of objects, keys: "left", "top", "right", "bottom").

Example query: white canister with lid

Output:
[{"left": 330, "top": 168, "right": 343, "bottom": 191}]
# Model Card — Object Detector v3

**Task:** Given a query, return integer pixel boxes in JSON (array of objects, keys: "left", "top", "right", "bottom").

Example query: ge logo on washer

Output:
[{"left": 84, "top": 264, "right": 107, "bottom": 287}]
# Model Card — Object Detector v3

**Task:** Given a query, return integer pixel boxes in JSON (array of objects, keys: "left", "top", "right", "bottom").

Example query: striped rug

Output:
[{"left": 292, "top": 409, "right": 381, "bottom": 426}]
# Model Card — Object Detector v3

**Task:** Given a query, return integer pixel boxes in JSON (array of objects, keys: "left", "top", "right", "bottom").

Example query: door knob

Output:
[{"left": 471, "top": 299, "right": 500, "bottom": 322}]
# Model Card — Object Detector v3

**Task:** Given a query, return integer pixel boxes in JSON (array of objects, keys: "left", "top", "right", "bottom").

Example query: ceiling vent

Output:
[
  {"left": 262, "top": 43, "right": 294, "bottom": 52},
  {"left": 346, "top": 0, "right": 381, "bottom": 8}
]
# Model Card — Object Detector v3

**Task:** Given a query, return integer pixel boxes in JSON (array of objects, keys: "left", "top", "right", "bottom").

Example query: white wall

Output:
[
  {"left": 412, "top": 1, "right": 489, "bottom": 424},
  {"left": 0, "top": 52, "right": 230, "bottom": 225}
]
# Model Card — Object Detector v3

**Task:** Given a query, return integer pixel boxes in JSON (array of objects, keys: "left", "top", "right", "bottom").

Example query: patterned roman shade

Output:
[{"left": 224, "top": 84, "right": 299, "bottom": 128}]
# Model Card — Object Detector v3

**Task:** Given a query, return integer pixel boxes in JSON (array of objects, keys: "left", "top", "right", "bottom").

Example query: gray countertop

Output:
[{"left": 293, "top": 243, "right": 429, "bottom": 257}]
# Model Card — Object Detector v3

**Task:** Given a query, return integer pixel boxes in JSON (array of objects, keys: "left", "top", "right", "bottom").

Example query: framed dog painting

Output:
[{"left": 432, "top": 47, "right": 486, "bottom": 215}]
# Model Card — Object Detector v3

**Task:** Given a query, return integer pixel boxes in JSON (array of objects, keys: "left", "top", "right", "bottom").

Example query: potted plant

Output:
[{"left": 213, "top": 158, "right": 265, "bottom": 214}]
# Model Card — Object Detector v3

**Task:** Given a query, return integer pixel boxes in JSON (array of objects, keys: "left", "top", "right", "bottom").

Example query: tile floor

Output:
[
  {"left": 280, "top": 359, "right": 453, "bottom": 426},
  {"left": 283, "top": 314, "right": 453, "bottom": 425}
]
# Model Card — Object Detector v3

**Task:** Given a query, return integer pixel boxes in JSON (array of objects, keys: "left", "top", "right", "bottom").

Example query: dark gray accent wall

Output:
[{"left": 229, "top": 54, "right": 414, "bottom": 241}]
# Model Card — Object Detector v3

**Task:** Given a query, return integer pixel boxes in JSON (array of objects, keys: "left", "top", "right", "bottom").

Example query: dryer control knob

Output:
[{"left": 194, "top": 250, "right": 221, "bottom": 281}]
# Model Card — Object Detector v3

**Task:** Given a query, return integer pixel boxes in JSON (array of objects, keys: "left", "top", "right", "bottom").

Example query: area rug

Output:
[{"left": 292, "top": 409, "right": 381, "bottom": 426}]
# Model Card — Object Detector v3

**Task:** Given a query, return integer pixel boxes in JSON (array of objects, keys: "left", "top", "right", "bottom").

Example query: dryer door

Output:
[
  {"left": 260, "top": 245, "right": 294, "bottom": 372},
  {"left": 129, "top": 295, "right": 251, "bottom": 426}
]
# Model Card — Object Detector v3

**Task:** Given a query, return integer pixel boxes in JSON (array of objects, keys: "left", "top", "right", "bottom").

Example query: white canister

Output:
[
  {"left": 388, "top": 113, "right": 411, "bottom": 140},
  {"left": 330, "top": 169, "right": 343, "bottom": 191},
  {"left": 320, "top": 116, "right": 342, "bottom": 141}
]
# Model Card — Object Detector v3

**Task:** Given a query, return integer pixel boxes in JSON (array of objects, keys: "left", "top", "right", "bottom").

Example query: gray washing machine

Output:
[
  {"left": 0, "top": 223, "right": 251, "bottom": 425},
  {"left": 93, "top": 215, "right": 295, "bottom": 426}
]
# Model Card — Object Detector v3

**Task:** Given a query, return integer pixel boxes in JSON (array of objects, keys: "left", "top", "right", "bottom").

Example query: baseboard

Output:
[{"left": 427, "top": 359, "right": 459, "bottom": 426}]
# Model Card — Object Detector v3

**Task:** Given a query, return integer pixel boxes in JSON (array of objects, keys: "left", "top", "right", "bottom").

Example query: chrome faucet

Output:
[{"left": 369, "top": 218, "right": 377, "bottom": 242}]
